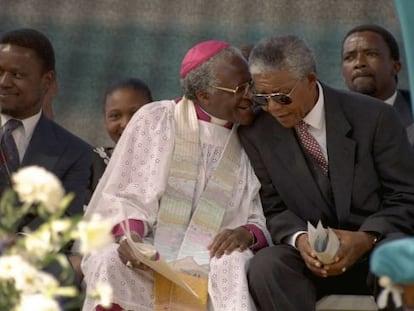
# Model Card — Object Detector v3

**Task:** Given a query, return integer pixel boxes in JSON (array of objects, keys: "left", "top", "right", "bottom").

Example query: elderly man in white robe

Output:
[{"left": 81, "top": 40, "right": 270, "bottom": 311}]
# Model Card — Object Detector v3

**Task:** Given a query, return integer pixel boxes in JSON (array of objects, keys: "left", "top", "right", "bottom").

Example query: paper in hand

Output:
[
  {"left": 119, "top": 220, "right": 200, "bottom": 298},
  {"left": 307, "top": 220, "right": 340, "bottom": 264}
]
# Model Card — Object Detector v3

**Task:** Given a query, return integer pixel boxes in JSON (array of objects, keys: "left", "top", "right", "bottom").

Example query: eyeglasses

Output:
[
  {"left": 252, "top": 79, "right": 301, "bottom": 106},
  {"left": 213, "top": 80, "right": 252, "bottom": 98}
]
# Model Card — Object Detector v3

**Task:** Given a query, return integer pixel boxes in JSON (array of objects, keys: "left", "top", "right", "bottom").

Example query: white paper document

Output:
[
  {"left": 307, "top": 220, "right": 340, "bottom": 264},
  {"left": 119, "top": 218, "right": 200, "bottom": 299},
  {"left": 124, "top": 233, "right": 200, "bottom": 298}
]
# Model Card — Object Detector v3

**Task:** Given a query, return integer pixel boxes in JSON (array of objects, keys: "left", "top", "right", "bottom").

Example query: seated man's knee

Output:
[{"left": 248, "top": 245, "right": 298, "bottom": 278}]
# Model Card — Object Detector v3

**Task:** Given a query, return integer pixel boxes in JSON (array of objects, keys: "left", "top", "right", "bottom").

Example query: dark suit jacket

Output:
[
  {"left": 85, "top": 146, "right": 113, "bottom": 204},
  {"left": 394, "top": 89, "right": 414, "bottom": 144},
  {"left": 394, "top": 89, "right": 412, "bottom": 126},
  {"left": 238, "top": 83, "right": 414, "bottom": 244},
  {"left": 20, "top": 115, "right": 92, "bottom": 225}
]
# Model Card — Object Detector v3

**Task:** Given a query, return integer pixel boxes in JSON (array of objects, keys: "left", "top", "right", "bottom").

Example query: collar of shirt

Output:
[
  {"left": 384, "top": 90, "right": 398, "bottom": 106},
  {"left": 302, "top": 81, "right": 325, "bottom": 130},
  {"left": 194, "top": 104, "right": 232, "bottom": 129},
  {"left": 1, "top": 110, "right": 42, "bottom": 161},
  {"left": 298, "top": 81, "right": 328, "bottom": 159}
]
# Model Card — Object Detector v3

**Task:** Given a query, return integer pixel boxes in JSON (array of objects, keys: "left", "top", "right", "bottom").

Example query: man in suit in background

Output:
[
  {"left": 0, "top": 28, "right": 92, "bottom": 229},
  {"left": 238, "top": 34, "right": 414, "bottom": 311},
  {"left": 342, "top": 24, "right": 414, "bottom": 144}
]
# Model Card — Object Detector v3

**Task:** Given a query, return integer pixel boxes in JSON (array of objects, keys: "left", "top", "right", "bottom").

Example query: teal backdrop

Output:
[
  {"left": 0, "top": 0, "right": 409, "bottom": 147},
  {"left": 395, "top": 0, "right": 414, "bottom": 107}
]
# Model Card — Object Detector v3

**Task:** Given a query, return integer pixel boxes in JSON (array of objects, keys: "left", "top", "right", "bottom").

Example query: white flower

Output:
[
  {"left": 76, "top": 214, "right": 114, "bottom": 255},
  {"left": 17, "top": 294, "right": 61, "bottom": 311},
  {"left": 95, "top": 281, "right": 113, "bottom": 308},
  {"left": 12, "top": 166, "right": 65, "bottom": 213},
  {"left": 0, "top": 254, "right": 25, "bottom": 280},
  {"left": 0, "top": 255, "right": 59, "bottom": 294},
  {"left": 21, "top": 219, "right": 71, "bottom": 260},
  {"left": 50, "top": 219, "right": 72, "bottom": 233},
  {"left": 88, "top": 281, "right": 113, "bottom": 308},
  {"left": 22, "top": 229, "right": 53, "bottom": 260},
  {"left": 0, "top": 166, "right": 117, "bottom": 310}
]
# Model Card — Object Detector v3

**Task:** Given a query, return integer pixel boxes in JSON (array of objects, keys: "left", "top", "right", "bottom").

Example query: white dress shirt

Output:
[
  {"left": 384, "top": 90, "right": 398, "bottom": 106},
  {"left": 287, "top": 81, "right": 328, "bottom": 247}
]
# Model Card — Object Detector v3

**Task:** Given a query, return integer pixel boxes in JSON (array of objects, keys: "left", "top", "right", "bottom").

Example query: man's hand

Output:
[
  {"left": 117, "top": 232, "right": 148, "bottom": 270},
  {"left": 208, "top": 226, "right": 253, "bottom": 258},
  {"left": 296, "top": 233, "right": 328, "bottom": 277},
  {"left": 323, "top": 230, "right": 376, "bottom": 276}
]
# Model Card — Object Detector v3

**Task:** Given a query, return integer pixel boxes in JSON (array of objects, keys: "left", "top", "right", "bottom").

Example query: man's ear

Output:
[
  {"left": 307, "top": 72, "right": 317, "bottom": 83},
  {"left": 195, "top": 89, "right": 210, "bottom": 106},
  {"left": 392, "top": 60, "right": 402, "bottom": 76},
  {"left": 41, "top": 70, "right": 55, "bottom": 93},
  {"left": 305, "top": 72, "right": 317, "bottom": 90}
]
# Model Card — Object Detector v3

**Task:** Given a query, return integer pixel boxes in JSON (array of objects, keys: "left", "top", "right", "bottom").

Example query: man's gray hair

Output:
[
  {"left": 249, "top": 35, "right": 317, "bottom": 79},
  {"left": 181, "top": 46, "right": 244, "bottom": 100}
]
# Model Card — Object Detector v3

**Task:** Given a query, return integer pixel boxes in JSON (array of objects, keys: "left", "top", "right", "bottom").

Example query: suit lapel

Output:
[
  {"left": 394, "top": 90, "right": 413, "bottom": 127},
  {"left": 394, "top": 90, "right": 414, "bottom": 144},
  {"left": 22, "top": 116, "right": 63, "bottom": 171},
  {"left": 262, "top": 113, "right": 331, "bottom": 220},
  {"left": 324, "top": 85, "right": 356, "bottom": 223}
]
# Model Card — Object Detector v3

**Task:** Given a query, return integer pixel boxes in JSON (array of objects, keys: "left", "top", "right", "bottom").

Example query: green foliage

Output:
[{"left": 0, "top": 279, "right": 20, "bottom": 311}]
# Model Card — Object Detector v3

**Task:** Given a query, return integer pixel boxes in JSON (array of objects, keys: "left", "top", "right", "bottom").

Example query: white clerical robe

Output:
[{"left": 81, "top": 100, "right": 269, "bottom": 311}]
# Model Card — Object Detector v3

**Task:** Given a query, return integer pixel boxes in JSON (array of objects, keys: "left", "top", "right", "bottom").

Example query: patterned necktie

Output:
[
  {"left": 0, "top": 119, "right": 22, "bottom": 189},
  {"left": 297, "top": 120, "right": 328, "bottom": 175}
]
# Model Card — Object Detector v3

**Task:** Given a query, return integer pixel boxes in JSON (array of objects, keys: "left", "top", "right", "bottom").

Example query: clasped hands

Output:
[{"left": 296, "top": 229, "right": 376, "bottom": 278}]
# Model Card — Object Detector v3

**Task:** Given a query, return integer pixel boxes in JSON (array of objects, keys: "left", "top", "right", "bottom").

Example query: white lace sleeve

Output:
[{"left": 85, "top": 100, "right": 176, "bottom": 239}]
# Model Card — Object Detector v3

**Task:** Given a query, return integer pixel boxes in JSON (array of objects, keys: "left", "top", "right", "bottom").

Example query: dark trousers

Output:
[{"left": 247, "top": 244, "right": 373, "bottom": 311}]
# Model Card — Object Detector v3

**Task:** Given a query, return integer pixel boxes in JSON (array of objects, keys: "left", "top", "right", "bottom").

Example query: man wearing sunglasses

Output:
[
  {"left": 82, "top": 40, "right": 270, "bottom": 311},
  {"left": 238, "top": 34, "right": 414, "bottom": 311}
]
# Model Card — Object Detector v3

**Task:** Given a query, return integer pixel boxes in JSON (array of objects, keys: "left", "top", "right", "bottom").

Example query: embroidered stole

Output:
[
  {"left": 154, "top": 97, "right": 241, "bottom": 263},
  {"left": 153, "top": 98, "right": 241, "bottom": 310}
]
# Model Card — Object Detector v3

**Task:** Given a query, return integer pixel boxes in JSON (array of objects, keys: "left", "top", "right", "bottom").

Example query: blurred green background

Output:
[{"left": 0, "top": 0, "right": 406, "bottom": 147}]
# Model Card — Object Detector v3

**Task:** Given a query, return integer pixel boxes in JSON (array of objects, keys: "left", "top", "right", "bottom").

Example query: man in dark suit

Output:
[
  {"left": 342, "top": 24, "right": 414, "bottom": 144},
  {"left": 0, "top": 28, "right": 92, "bottom": 227},
  {"left": 238, "top": 34, "right": 414, "bottom": 311},
  {"left": 0, "top": 28, "right": 92, "bottom": 310}
]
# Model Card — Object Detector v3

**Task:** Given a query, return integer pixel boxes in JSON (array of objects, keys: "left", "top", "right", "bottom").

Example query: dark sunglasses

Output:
[{"left": 252, "top": 79, "right": 301, "bottom": 106}]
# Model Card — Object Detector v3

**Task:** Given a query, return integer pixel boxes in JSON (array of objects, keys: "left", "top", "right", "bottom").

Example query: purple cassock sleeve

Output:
[{"left": 112, "top": 219, "right": 145, "bottom": 239}]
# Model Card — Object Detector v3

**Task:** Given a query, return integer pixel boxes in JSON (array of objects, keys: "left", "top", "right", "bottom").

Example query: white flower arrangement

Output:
[
  {"left": 76, "top": 213, "right": 114, "bottom": 255},
  {"left": 12, "top": 166, "right": 65, "bottom": 214},
  {"left": 0, "top": 166, "right": 114, "bottom": 311}
]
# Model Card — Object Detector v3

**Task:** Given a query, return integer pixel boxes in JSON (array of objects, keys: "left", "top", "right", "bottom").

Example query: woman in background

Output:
[
  {"left": 87, "top": 78, "right": 153, "bottom": 201},
  {"left": 70, "top": 78, "right": 153, "bottom": 288}
]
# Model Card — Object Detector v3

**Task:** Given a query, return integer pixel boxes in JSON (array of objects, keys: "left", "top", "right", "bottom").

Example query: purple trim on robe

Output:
[
  {"left": 96, "top": 303, "right": 123, "bottom": 310},
  {"left": 174, "top": 99, "right": 233, "bottom": 128},
  {"left": 243, "top": 224, "right": 268, "bottom": 251},
  {"left": 194, "top": 104, "right": 233, "bottom": 129},
  {"left": 194, "top": 103, "right": 212, "bottom": 122},
  {"left": 112, "top": 219, "right": 145, "bottom": 238}
]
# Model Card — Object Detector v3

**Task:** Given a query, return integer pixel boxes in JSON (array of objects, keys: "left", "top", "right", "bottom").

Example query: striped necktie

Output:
[
  {"left": 0, "top": 119, "right": 22, "bottom": 192},
  {"left": 297, "top": 120, "right": 328, "bottom": 175}
]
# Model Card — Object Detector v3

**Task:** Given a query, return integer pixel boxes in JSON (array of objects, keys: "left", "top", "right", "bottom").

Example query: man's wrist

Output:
[
  {"left": 116, "top": 235, "right": 127, "bottom": 244},
  {"left": 295, "top": 232, "right": 308, "bottom": 249},
  {"left": 362, "top": 231, "right": 379, "bottom": 251},
  {"left": 365, "top": 231, "right": 379, "bottom": 244},
  {"left": 241, "top": 225, "right": 256, "bottom": 248}
]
